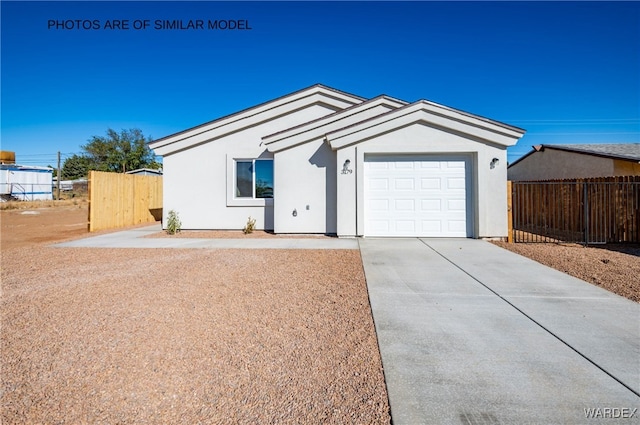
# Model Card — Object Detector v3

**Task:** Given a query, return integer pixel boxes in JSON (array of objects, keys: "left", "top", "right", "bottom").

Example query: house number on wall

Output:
[{"left": 341, "top": 159, "right": 353, "bottom": 174}]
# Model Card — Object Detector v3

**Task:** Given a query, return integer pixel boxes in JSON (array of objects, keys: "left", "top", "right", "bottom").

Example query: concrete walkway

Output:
[
  {"left": 54, "top": 224, "right": 358, "bottom": 249},
  {"left": 359, "top": 238, "right": 639, "bottom": 425}
]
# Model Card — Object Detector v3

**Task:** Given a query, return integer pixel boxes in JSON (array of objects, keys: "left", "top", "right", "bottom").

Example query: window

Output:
[{"left": 235, "top": 159, "right": 273, "bottom": 199}]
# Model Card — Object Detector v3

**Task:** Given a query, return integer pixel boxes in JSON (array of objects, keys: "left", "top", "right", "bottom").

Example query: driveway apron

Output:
[{"left": 359, "top": 238, "right": 639, "bottom": 425}]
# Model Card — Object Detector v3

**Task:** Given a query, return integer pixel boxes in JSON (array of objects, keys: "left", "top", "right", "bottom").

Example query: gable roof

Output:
[
  {"left": 149, "top": 84, "right": 365, "bottom": 156},
  {"left": 509, "top": 143, "right": 640, "bottom": 167},
  {"left": 125, "top": 168, "right": 163, "bottom": 175},
  {"left": 263, "top": 95, "right": 408, "bottom": 152},
  {"left": 326, "top": 100, "right": 526, "bottom": 149}
]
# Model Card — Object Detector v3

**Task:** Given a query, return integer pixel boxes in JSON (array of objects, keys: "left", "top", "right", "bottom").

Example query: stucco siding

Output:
[
  {"left": 161, "top": 104, "right": 339, "bottom": 230},
  {"left": 508, "top": 150, "right": 615, "bottom": 180},
  {"left": 273, "top": 139, "right": 337, "bottom": 233},
  {"left": 336, "top": 146, "right": 358, "bottom": 237}
]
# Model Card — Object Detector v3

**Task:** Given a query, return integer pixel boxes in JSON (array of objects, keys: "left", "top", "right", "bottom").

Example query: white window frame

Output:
[{"left": 226, "top": 155, "right": 274, "bottom": 207}]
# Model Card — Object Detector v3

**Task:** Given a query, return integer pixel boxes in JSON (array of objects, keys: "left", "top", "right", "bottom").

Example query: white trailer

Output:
[{"left": 0, "top": 165, "right": 53, "bottom": 201}]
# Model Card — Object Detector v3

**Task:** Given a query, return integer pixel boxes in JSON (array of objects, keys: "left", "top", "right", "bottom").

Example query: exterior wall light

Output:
[
  {"left": 292, "top": 208, "right": 297, "bottom": 217},
  {"left": 341, "top": 159, "right": 353, "bottom": 174},
  {"left": 490, "top": 158, "right": 499, "bottom": 169}
]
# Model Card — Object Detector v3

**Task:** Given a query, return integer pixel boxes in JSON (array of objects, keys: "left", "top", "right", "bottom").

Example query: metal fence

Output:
[
  {"left": 1, "top": 181, "right": 88, "bottom": 201},
  {"left": 0, "top": 183, "right": 53, "bottom": 201},
  {"left": 511, "top": 177, "right": 640, "bottom": 244}
]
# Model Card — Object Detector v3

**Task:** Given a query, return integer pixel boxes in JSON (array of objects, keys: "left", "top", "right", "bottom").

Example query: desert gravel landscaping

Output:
[{"left": 1, "top": 206, "right": 390, "bottom": 424}]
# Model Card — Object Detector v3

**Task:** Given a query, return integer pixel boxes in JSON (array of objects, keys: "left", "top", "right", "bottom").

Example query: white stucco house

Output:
[{"left": 150, "top": 85, "right": 525, "bottom": 238}]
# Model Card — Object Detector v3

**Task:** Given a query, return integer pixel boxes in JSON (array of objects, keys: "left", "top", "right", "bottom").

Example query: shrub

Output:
[
  {"left": 166, "top": 210, "right": 182, "bottom": 235},
  {"left": 243, "top": 216, "right": 256, "bottom": 234}
]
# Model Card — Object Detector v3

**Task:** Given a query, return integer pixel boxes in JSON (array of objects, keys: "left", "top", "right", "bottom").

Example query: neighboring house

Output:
[
  {"left": 508, "top": 144, "right": 640, "bottom": 181},
  {"left": 126, "top": 168, "right": 163, "bottom": 176},
  {"left": 150, "top": 84, "right": 525, "bottom": 238},
  {"left": 0, "top": 164, "right": 53, "bottom": 201}
]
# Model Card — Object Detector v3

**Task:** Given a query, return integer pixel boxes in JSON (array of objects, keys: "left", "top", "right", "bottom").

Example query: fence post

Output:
[
  {"left": 583, "top": 182, "right": 589, "bottom": 245},
  {"left": 88, "top": 171, "right": 94, "bottom": 232},
  {"left": 507, "top": 180, "right": 513, "bottom": 243}
]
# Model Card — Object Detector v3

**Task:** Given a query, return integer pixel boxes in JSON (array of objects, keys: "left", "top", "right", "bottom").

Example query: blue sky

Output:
[{"left": 2, "top": 1, "right": 639, "bottom": 168}]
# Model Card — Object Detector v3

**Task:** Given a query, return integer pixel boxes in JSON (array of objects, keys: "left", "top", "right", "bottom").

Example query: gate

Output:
[{"left": 510, "top": 177, "right": 640, "bottom": 244}]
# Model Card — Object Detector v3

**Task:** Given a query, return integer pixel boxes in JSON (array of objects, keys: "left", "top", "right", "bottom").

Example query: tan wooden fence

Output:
[
  {"left": 509, "top": 176, "right": 640, "bottom": 244},
  {"left": 88, "top": 171, "right": 162, "bottom": 232}
]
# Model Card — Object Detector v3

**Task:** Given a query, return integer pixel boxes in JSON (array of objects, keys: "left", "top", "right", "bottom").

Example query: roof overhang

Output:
[
  {"left": 508, "top": 143, "right": 640, "bottom": 168},
  {"left": 149, "top": 84, "right": 364, "bottom": 156},
  {"left": 539, "top": 144, "right": 640, "bottom": 162},
  {"left": 263, "top": 95, "right": 407, "bottom": 153},
  {"left": 327, "top": 100, "right": 526, "bottom": 150}
]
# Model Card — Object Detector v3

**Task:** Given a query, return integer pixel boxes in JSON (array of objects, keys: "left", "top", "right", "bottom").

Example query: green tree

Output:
[
  {"left": 62, "top": 128, "right": 161, "bottom": 177},
  {"left": 61, "top": 154, "right": 91, "bottom": 180},
  {"left": 82, "top": 128, "right": 160, "bottom": 173}
]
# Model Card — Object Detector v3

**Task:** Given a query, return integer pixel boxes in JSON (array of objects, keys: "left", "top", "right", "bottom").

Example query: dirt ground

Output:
[
  {"left": 0, "top": 202, "right": 89, "bottom": 249},
  {"left": 1, "top": 205, "right": 390, "bottom": 424}
]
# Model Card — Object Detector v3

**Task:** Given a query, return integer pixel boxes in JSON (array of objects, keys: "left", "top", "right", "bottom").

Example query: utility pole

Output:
[{"left": 57, "top": 151, "right": 61, "bottom": 200}]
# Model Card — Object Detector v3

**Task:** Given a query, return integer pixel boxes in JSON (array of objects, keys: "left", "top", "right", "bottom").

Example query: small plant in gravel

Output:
[
  {"left": 243, "top": 216, "right": 256, "bottom": 234},
  {"left": 166, "top": 210, "right": 182, "bottom": 235}
]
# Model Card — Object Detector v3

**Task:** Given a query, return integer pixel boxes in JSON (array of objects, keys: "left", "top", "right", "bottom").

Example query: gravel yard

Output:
[{"left": 1, "top": 207, "right": 390, "bottom": 424}]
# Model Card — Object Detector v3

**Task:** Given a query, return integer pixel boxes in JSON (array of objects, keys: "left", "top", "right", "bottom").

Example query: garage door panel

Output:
[
  {"left": 396, "top": 220, "right": 415, "bottom": 232},
  {"left": 365, "top": 156, "right": 470, "bottom": 237},
  {"left": 368, "top": 162, "right": 389, "bottom": 170},
  {"left": 369, "top": 178, "right": 389, "bottom": 190},
  {"left": 394, "top": 178, "right": 415, "bottom": 190},
  {"left": 446, "top": 161, "right": 466, "bottom": 169},
  {"left": 447, "top": 199, "right": 466, "bottom": 211},
  {"left": 421, "top": 178, "right": 441, "bottom": 190},
  {"left": 394, "top": 161, "right": 415, "bottom": 169},
  {"left": 422, "top": 220, "right": 442, "bottom": 233},
  {"left": 449, "top": 222, "right": 467, "bottom": 234},
  {"left": 421, "top": 199, "right": 441, "bottom": 211},
  {"left": 447, "top": 177, "right": 466, "bottom": 189},
  {"left": 420, "top": 161, "right": 440, "bottom": 169},
  {"left": 395, "top": 199, "right": 415, "bottom": 211}
]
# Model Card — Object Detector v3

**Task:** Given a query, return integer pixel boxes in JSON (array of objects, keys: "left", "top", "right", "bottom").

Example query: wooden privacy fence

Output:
[
  {"left": 509, "top": 176, "right": 640, "bottom": 244},
  {"left": 89, "top": 171, "right": 162, "bottom": 232}
]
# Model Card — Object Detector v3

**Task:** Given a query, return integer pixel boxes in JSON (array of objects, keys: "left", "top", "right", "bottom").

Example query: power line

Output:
[
  {"left": 524, "top": 132, "right": 640, "bottom": 136},
  {"left": 507, "top": 118, "right": 640, "bottom": 123}
]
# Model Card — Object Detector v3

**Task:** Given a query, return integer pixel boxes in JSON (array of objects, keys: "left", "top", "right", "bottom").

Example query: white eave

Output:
[
  {"left": 327, "top": 100, "right": 526, "bottom": 149},
  {"left": 263, "top": 95, "right": 408, "bottom": 153},
  {"left": 149, "top": 84, "right": 365, "bottom": 156}
]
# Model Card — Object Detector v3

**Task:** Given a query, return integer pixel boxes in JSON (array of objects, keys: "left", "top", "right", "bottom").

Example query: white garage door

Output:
[{"left": 364, "top": 155, "right": 470, "bottom": 237}]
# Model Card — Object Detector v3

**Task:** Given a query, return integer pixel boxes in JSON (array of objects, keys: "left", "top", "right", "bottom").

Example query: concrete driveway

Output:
[{"left": 359, "top": 238, "right": 639, "bottom": 425}]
